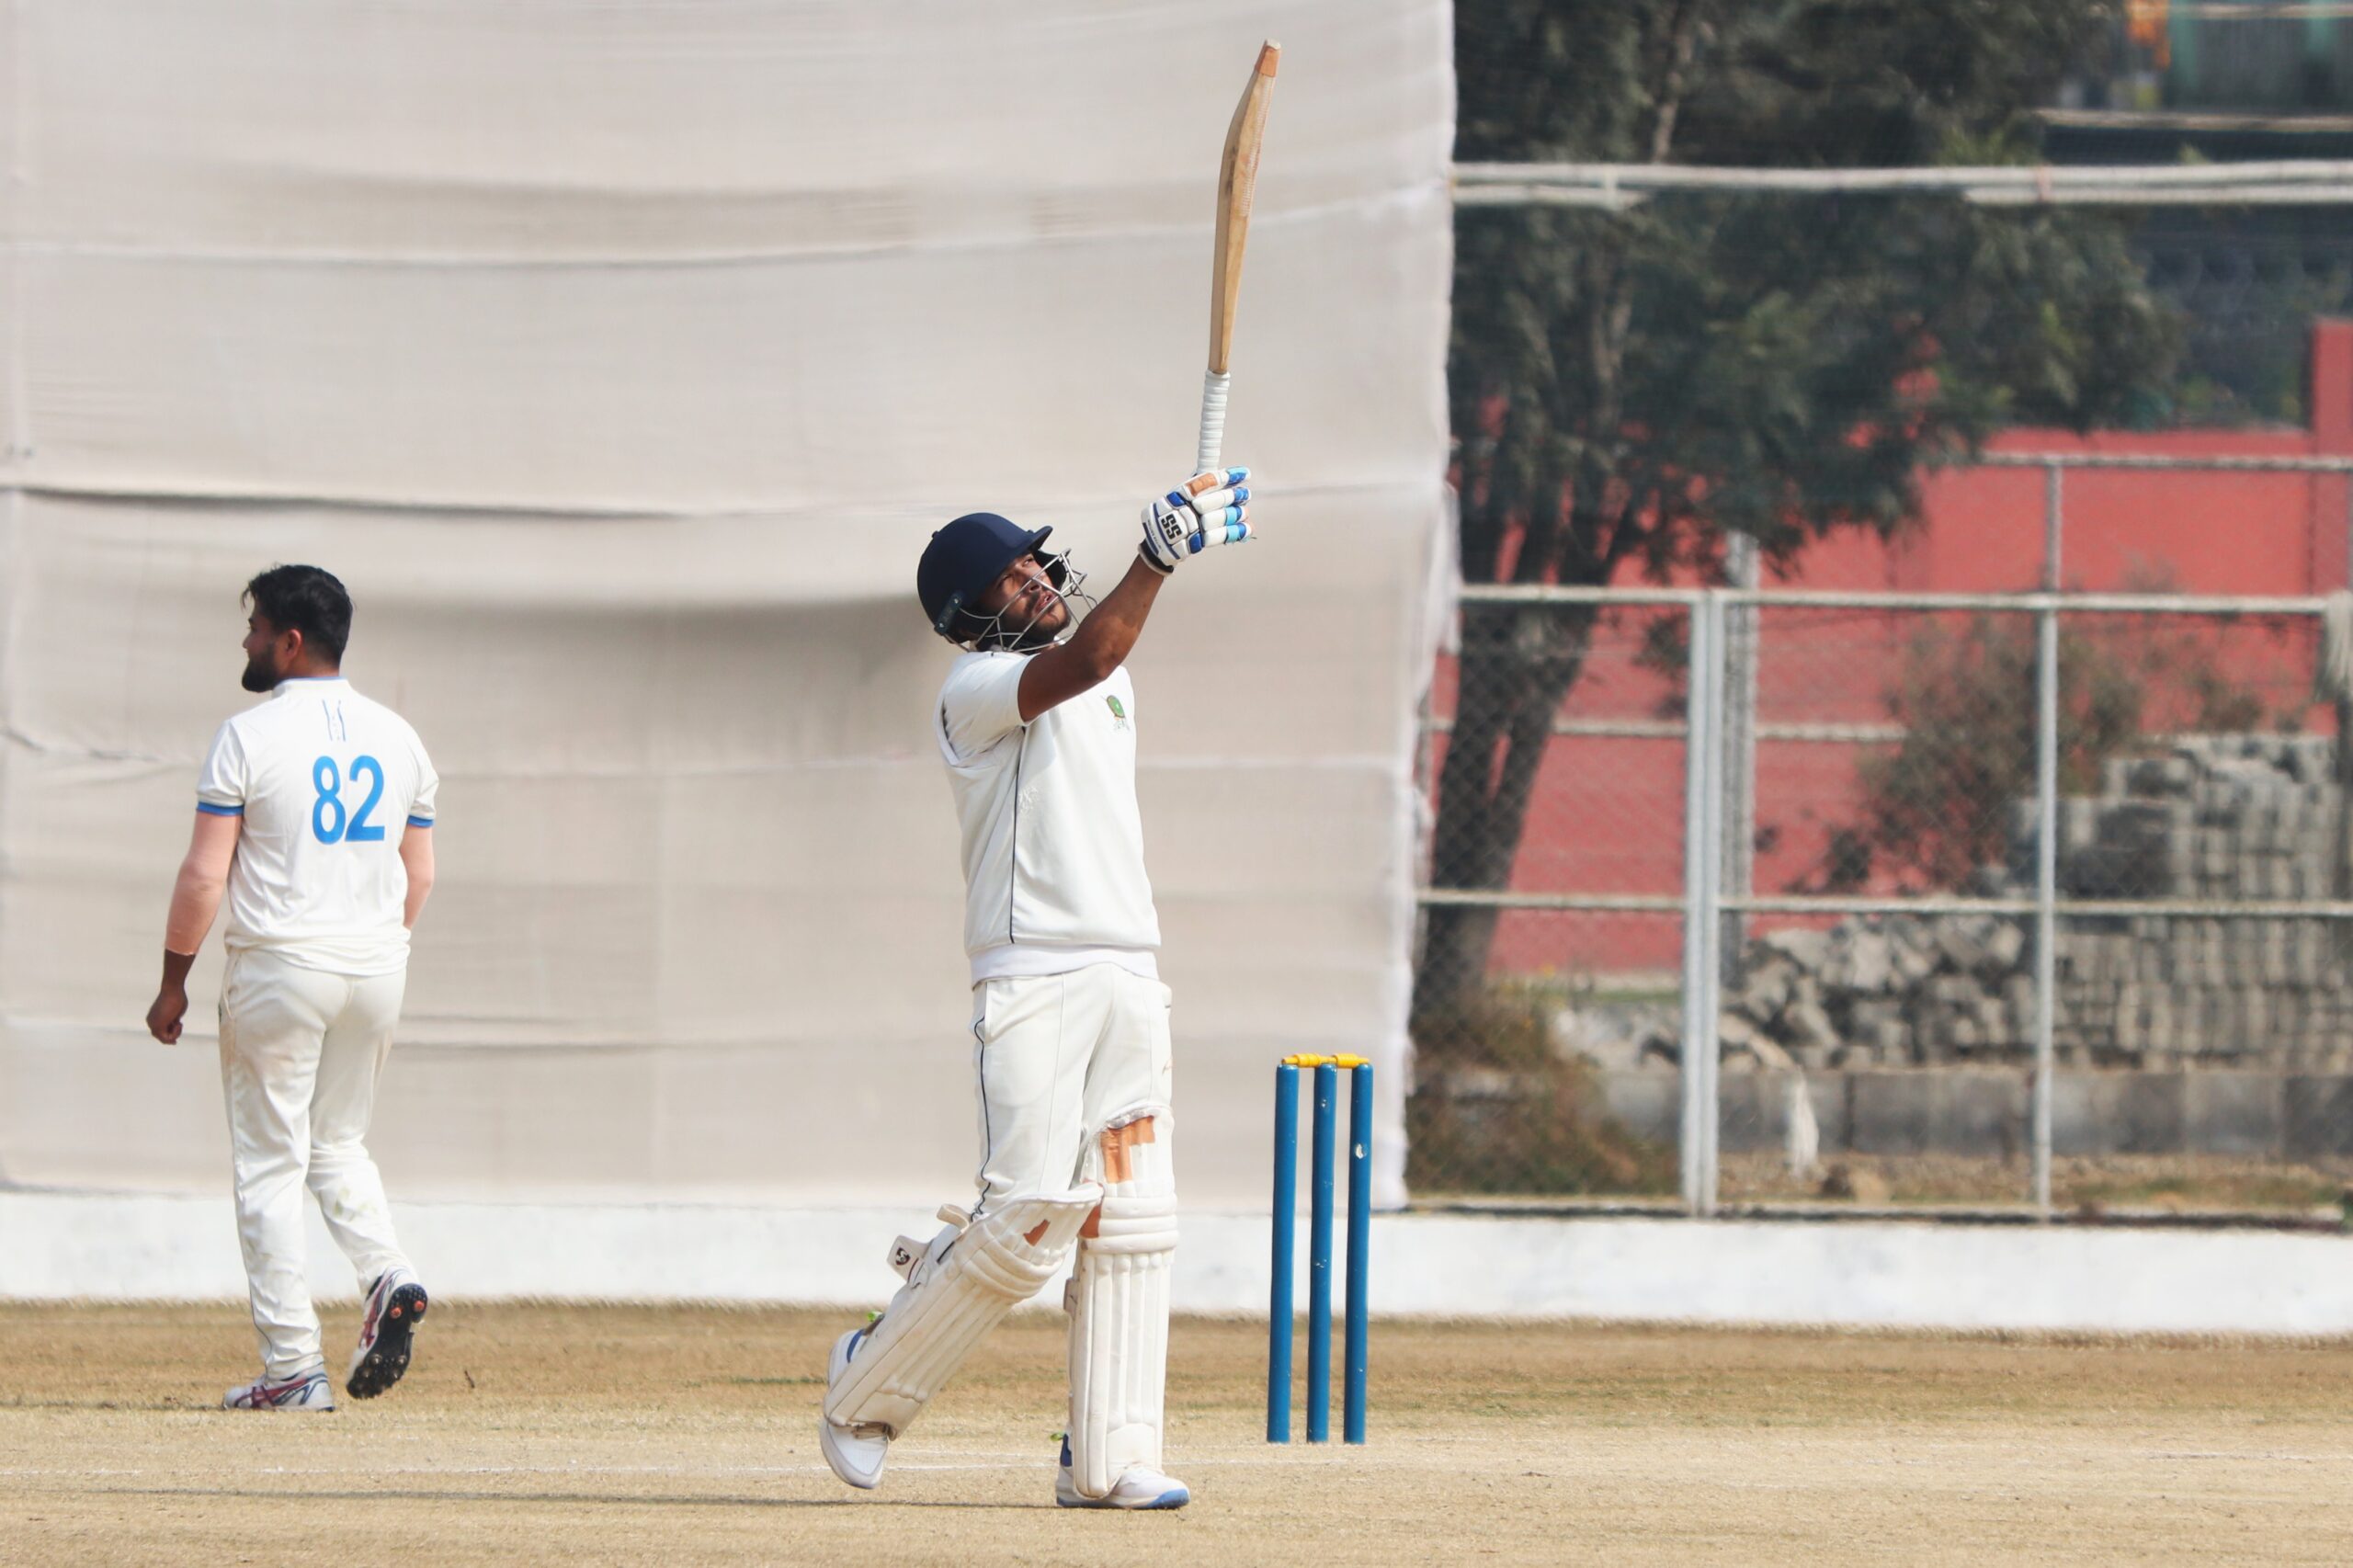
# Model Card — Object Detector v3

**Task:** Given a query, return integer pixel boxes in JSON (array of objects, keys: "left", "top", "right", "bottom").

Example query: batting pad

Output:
[
  {"left": 824, "top": 1186, "right": 1099, "bottom": 1438},
  {"left": 1065, "top": 1108, "right": 1179, "bottom": 1497}
]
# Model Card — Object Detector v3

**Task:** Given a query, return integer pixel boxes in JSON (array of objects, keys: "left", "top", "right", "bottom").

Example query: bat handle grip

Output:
[{"left": 1195, "top": 369, "right": 1231, "bottom": 475}]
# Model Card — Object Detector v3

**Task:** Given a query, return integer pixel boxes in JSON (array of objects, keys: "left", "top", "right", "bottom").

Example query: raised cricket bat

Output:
[{"left": 1197, "top": 40, "right": 1279, "bottom": 476}]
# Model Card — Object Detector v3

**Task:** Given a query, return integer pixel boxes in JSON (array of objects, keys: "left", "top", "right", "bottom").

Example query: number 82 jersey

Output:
[{"left": 196, "top": 676, "right": 438, "bottom": 976}]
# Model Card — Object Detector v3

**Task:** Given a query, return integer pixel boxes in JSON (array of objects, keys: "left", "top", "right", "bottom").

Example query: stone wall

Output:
[
  {"left": 1595, "top": 1067, "right": 2353, "bottom": 1160},
  {"left": 1723, "top": 735, "right": 2353, "bottom": 1071}
]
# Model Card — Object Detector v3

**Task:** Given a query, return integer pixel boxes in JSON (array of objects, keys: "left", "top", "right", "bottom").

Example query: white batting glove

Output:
[{"left": 1138, "top": 467, "right": 1252, "bottom": 574}]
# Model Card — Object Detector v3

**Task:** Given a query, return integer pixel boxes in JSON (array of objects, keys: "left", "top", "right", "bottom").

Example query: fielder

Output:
[
  {"left": 144, "top": 565, "right": 439, "bottom": 1412},
  {"left": 818, "top": 468, "right": 1253, "bottom": 1508}
]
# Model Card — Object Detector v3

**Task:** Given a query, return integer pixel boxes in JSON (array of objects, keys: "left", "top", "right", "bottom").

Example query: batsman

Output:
[{"left": 817, "top": 469, "right": 1253, "bottom": 1508}]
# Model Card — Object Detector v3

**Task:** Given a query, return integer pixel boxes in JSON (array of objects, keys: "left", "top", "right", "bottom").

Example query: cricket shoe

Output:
[
  {"left": 347, "top": 1266, "right": 429, "bottom": 1400},
  {"left": 818, "top": 1324, "right": 892, "bottom": 1490},
  {"left": 223, "top": 1370, "right": 335, "bottom": 1412},
  {"left": 1053, "top": 1437, "right": 1190, "bottom": 1510}
]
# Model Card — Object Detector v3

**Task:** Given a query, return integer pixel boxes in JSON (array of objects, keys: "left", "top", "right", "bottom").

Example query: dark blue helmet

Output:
[{"left": 916, "top": 511, "right": 1080, "bottom": 650}]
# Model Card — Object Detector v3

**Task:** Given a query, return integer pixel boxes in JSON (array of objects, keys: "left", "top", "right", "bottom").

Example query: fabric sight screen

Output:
[{"left": 0, "top": 1, "right": 1454, "bottom": 1214}]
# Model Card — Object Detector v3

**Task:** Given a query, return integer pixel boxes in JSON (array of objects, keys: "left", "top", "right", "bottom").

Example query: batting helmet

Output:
[{"left": 916, "top": 512, "right": 1077, "bottom": 650}]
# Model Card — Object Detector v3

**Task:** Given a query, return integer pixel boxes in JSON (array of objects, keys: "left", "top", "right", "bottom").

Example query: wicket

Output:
[{"left": 1267, "top": 1052, "right": 1370, "bottom": 1444}]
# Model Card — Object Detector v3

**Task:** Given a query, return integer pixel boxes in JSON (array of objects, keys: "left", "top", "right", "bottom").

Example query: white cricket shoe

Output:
[
  {"left": 223, "top": 1370, "right": 335, "bottom": 1412},
  {"left": 818, "top": 1324, "right": 892, "bottom": 1490},
  {"left": 347, "top": 1266, "right": 429, "bottom": 1400},
  {"left": 1053, "top": 1437, "right": 1190, "bottom": 1510}
]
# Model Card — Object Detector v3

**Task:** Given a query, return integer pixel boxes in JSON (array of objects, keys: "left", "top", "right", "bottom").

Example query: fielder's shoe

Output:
[
  {"left": 347, "top": 1266, "right": 429, "bottom": 1400},
  {"left": 222, "top": 1370, "right": 335, "bottom": 1412},
  {"left": 1053, "top": 1437, "right": 1190, "bottom": 1510},
  {"left": 818, "top": 1324, "right": 892, "bottom": 1491}
]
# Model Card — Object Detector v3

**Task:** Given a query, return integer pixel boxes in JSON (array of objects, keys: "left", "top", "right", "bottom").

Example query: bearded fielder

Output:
[
  {"left": 818, "top": 468, "right": 1253, "bottom": 1508},
  {"left": 145, "top": 565, "right": 439, "bottom": 1412}
]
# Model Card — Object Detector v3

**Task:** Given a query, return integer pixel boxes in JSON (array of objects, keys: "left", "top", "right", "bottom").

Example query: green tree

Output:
[
  {"left": 1826, "top": 608, "right": 2273, "bottom": 895},
  {"left": 1424, "top": 0, "right": 2180, "bottom": 1020}
]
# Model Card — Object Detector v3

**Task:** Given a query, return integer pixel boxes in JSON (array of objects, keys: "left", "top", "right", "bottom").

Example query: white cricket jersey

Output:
[
  {"left": 936, "top": 650, "right": 1160, "bottom": 983},
  {"left": 196, "top": 676, "right": 438, "bottom": 977}
]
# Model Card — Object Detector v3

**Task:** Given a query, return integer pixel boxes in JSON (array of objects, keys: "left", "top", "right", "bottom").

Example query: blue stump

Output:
[
  {"left": 1345, "top": 1062, "right": 1372, "bottom": 1444},
  {"left": 1267, "top": 1062, "right": 1298, "bottom": 1443},
  {"left": 1307, "top": 1062, "right": 1336, "bottom": 1442}
]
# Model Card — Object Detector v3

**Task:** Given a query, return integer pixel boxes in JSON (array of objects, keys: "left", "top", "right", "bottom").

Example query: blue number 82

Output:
[{"left": 311, "top": 755, "right": 387, "bottom": 845}]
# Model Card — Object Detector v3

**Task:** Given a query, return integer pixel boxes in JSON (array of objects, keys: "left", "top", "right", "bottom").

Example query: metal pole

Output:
[
  {"left": 1343, "top": 1063, "right": 1372, "bottom": 1445},
  {"left": 2336, "top": 484, "right": 2353, "bottom": 1010},
  {"left": 2045, "top": 462, "right": 2063, "bottom": 594},
  {"left": 1267, "top": 1062, "right": 1297, "bottom": 1443},
  {"left": 2032, "top": 465, "right": 2062, "bottom": 1217},
  {"left": 1722, "top": 534, "right": 1759, "bottom": 997},
  {"left": 1306, "top": 1061, "right": 1337, "bottom": 1442},
  {"left": 1698, "top": 592, "right": 1728, "bottom": 1213},
  {"left": 1679, "top": 597, "right": 1716, "bottom": 1210},
  {"left": 2338, "top": 482, "right": 2353, "bottom": 903}
]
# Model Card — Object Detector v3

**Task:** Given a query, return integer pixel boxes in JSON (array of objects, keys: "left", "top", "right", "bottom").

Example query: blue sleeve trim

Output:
[
  {"left": 195, "top": 801, "right": 244, "bottom": 817},
  {"left": 405, "top": 814, "right": 435, "bottom": 828}
]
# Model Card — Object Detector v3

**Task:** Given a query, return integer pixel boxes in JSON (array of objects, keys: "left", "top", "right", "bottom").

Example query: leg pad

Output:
[
  {"left": 825, "top": 1186, "right": 1099, "bottom": 1437},
  {"left": 1066, "top": 1109, "right": 1178, "bottom": 1498}
]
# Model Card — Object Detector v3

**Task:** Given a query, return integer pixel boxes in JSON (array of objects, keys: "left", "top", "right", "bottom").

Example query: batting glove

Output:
[{"left": 1138, "top": 467, "right": 1252, "bottom": 574}]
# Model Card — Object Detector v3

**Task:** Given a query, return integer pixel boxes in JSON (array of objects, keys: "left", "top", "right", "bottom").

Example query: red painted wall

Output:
[{"left": 1450, "top": 320, "right": 2353, "bottom": 978}]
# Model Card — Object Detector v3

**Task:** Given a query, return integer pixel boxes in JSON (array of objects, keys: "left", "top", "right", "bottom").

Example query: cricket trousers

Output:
[
  {"left": 969, "top": 963, "right": 1175, "bottom": 1220},
  {"left": 972, "top": 962, "right": 1178, "bottom": 1485},
  {"left": 217, "top": 947, "right": 415, "bottom": 1380}
]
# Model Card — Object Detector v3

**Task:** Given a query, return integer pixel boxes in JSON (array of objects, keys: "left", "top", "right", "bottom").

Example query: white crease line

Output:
[
  {"left": 2134, "top": 1450, "right": 2352, "bottom": 1463},
  {"left": 20, "top": 1447, "right": 2325, "bottom": 1486},
  {"left": 0, "top": 1452, "right": 1392, "bottom": 1481}
]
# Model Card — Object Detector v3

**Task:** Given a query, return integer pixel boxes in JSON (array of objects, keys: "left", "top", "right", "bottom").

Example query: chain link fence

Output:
[
  {"left": 1414, "top": 597, "right": 1695, "bottom": 1200},
  {"left": 1413, "top": 456, "right": 2353, "bottom": 1221}
]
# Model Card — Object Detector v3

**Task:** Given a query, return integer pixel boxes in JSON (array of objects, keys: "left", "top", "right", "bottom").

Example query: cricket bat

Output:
[{"left": 1198, "top": 40, "right": 1279, "bottom": 476}]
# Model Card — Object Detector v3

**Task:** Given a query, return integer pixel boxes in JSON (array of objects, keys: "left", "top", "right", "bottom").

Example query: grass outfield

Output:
[{"left": 2, "top": 1303, "right": 2349, "bottom": 1565}]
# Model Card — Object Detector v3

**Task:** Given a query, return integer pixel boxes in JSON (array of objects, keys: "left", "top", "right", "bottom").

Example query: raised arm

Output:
[
  {"left": 1017, "top": 466, "right": 1252, "bottom": 722},
  {"left": 1018, "top": 557, "right": 1168, "bottom": 720},
  {"left": 146, "top": 810, "right": 243, "bottom": 1043}
]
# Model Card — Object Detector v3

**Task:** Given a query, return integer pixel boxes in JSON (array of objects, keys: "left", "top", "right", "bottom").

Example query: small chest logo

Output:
[{"left": 1106, "top": 695, "right": 1130, "bottom": 731}]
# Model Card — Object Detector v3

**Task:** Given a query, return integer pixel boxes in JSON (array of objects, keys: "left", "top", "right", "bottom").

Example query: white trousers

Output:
[
  {"left": 970, "top": 964, "right": 1174, "bottom": 1217},
  {"left": 217, "top": 947, "right": 414, "bottom": 1380}
]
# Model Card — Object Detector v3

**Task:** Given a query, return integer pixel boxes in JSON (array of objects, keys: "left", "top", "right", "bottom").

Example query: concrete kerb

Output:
[{"left": 7, "top": 1187, "right": 2353, "bottom": 1336}]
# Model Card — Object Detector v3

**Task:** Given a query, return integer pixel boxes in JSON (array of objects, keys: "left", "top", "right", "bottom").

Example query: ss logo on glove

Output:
[{"left": 1137, "top": 467, "right": 1253, "bottom": 574}]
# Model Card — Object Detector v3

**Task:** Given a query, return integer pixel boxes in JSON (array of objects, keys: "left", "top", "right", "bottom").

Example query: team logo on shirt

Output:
[{"left": 1106, "top": 695, "right": 1129, "bottom": 731}]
